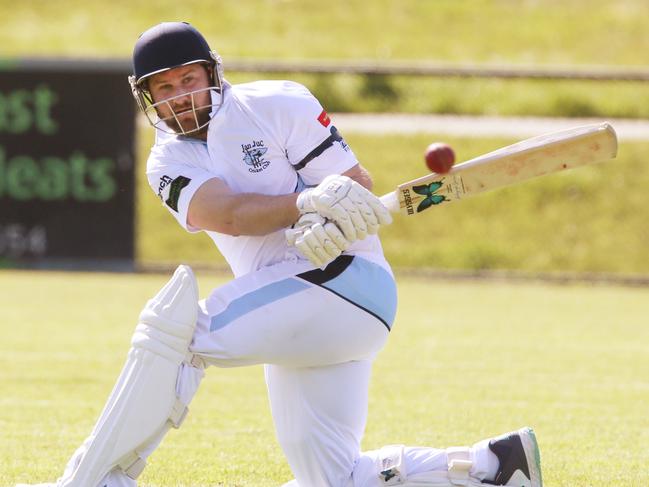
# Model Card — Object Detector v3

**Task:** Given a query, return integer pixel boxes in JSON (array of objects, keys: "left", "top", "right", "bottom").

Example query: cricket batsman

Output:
[{"left": 19, "top": 22, "right": 543, "bottom": 487}]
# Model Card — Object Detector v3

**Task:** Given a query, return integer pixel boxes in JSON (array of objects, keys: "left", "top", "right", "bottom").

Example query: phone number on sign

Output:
[{"left": 0, "top": 224, "right": 47, "bottom": 258}]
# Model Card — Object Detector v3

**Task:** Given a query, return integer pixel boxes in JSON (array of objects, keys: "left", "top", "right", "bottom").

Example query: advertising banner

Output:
[{"left": 0, "top": 65, "right": 135, "bottom": 268}]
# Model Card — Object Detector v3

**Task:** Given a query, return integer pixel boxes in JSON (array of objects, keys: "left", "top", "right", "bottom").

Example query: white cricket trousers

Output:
[
  {"left": 77, "top": 255, "right": 496, "bottom": 486},
  {"left": 193, "top": 255, "right": 397, "bottom": 486}
]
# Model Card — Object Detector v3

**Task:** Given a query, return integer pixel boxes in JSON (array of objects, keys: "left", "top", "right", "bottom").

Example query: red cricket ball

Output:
[{"left": 424, "top": 142, "right": 455, "bottom": 174}]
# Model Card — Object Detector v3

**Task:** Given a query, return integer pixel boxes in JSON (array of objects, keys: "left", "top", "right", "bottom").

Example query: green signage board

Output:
[{"left": 0, "top": 67, "right": 135, "bottom": 267}]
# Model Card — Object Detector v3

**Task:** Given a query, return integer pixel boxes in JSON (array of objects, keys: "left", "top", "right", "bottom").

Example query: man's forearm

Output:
[
  {"left": 225, "top": 192, "right": 300, "bottom": 236},
  {"left": 187, "top": 177, "right": 300, "bottom": 236},
  {"left": 227, "top": 164, "right": 374, "bottom": 236},
  {"left": 227, "top": 166, "right": 376, "bottom": 236},
  {"left": 342, "top": 164, "right": 373, "bottom": 191},
  {"left": 188, "top": 164, "right": 376, "bottom": 237}
]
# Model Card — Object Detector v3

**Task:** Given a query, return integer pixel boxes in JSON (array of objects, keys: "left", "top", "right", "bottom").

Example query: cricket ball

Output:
[{"left": 424, "top": 142, "right": 455, "bottom": 174}]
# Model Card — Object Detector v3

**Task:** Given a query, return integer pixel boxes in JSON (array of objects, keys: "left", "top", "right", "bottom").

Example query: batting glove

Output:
[
  {"left": 296, "top": 175, "right": 392, "bottom": 242},
  {"left": 286, "top": 213, "right": 351, "bottom": 268}
]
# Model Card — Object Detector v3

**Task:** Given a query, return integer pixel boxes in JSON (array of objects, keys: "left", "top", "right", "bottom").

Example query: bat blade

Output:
[{"left": 380, "top": 122, "right": 618, "bottom": 216}]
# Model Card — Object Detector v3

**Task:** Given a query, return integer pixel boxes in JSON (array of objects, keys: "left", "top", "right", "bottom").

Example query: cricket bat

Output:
[{"left": 379, "top": 122, "right": 618, "bottom": 216}]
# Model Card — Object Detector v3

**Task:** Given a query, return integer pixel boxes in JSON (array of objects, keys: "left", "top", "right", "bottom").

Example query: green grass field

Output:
[
  {"left": 3, "top": 0, "right": 649, "bottom": 118},
  {"left": 2, "top": 270, "right": 648, "bottom": 486}
]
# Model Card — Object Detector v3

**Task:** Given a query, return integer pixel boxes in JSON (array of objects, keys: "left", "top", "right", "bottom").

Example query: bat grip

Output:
[{"left": 379, "top": 191, "right": 400, "bottom": 213}]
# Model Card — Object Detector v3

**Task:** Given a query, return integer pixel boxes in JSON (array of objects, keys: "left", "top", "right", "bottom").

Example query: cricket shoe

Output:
[{"left": 483, "top": 427, "right": 542, "bottom": 487}]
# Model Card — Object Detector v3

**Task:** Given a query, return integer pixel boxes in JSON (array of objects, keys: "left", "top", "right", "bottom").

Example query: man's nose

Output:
[{"left": 171, "top": 89, "right": 192, "bottom": 107}]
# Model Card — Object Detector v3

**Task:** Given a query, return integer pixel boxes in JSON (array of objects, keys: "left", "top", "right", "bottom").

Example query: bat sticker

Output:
[{"left": 411, "top": 181, "right": 448, "bottom": 212}]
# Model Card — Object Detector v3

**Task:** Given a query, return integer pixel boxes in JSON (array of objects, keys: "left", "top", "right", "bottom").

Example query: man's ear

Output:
[{"left": 205, "top": 64, "right": 216, "bottom": 85}]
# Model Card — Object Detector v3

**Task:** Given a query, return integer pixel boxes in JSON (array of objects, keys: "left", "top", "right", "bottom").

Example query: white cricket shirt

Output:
[{"left": 147, "top": 80, "right": 388, "bottom": 277}]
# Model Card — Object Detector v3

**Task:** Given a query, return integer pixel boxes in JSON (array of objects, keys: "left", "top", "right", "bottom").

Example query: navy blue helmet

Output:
[{"left": 132, "top": 22, "right": 216, "bottom": 85}]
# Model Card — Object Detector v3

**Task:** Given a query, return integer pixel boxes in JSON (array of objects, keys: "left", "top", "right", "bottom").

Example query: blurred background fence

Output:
[{"left": 8, "top": 57, "right": 649, "bottom": 80}]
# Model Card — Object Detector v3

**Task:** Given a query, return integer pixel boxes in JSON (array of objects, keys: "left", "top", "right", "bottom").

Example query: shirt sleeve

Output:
[
  {"left": 275, "top": 81, "right": 360, "bottom": 186},
  {"left": 145, "top": 143, "right": 217, "bottom": 233}
]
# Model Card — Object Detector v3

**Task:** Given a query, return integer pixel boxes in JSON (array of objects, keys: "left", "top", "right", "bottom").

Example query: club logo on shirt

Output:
[{"left": 242, "top": 139, "right": 271, "bottom": 173}]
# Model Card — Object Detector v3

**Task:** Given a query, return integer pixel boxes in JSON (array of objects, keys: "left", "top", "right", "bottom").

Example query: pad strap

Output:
[
  {"left": 378, "top": 444, "right": 406, "bottom": 485},
  {"left": 170, "top": 398, "right": 189, "bottom": 428},
  {"left": 119, "top": 452, "right": 146, "bottom": 480},
  {"left": 185, "top": 351, "right": 206, "bottom": 369},
  {"left": 115, "top": 393, "right": 188, "bottom": 481},
  {"left": 447, "top": 447, "right": 473, "bottom": 486}
]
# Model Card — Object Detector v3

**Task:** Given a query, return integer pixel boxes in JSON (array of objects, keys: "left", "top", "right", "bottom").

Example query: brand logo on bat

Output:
[{"left": 412, "top": 181, "right": 448, "bottom": 212}]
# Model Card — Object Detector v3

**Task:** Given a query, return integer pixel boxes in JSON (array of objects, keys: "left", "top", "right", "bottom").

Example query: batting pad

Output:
[
  {"left": 60, "top": 265, "right": 199, "bottom": 487},
  {"left": 377, "top": 445, "right": 491, "bottom": 487}
]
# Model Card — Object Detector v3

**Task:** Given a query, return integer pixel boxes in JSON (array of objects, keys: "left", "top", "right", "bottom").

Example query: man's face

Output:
[{"left": 148, "top": 63, "right": 212, "bottom": 135}]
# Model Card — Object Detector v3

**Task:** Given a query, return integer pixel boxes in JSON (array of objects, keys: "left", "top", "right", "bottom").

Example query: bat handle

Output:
[{"left": 379, "top": 191, "right": 400, "bottom": 213}]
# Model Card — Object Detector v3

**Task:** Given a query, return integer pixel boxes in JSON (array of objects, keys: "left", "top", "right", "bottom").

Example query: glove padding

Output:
[
  {"left": 286, "top": 213, "right": 351, "bottom": 268},
  {"left": 296, "top": 175, "right": 392, "bottom": 242}
]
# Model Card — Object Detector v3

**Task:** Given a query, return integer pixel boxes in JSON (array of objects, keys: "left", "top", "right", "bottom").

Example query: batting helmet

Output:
[{"left": 128, "top": 22, "right": 225, "bottom": 135}]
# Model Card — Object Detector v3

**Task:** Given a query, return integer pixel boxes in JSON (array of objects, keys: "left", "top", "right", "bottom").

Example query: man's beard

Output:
[{"left": 165, "top": 105, "right": 212, "bottom": 137}]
